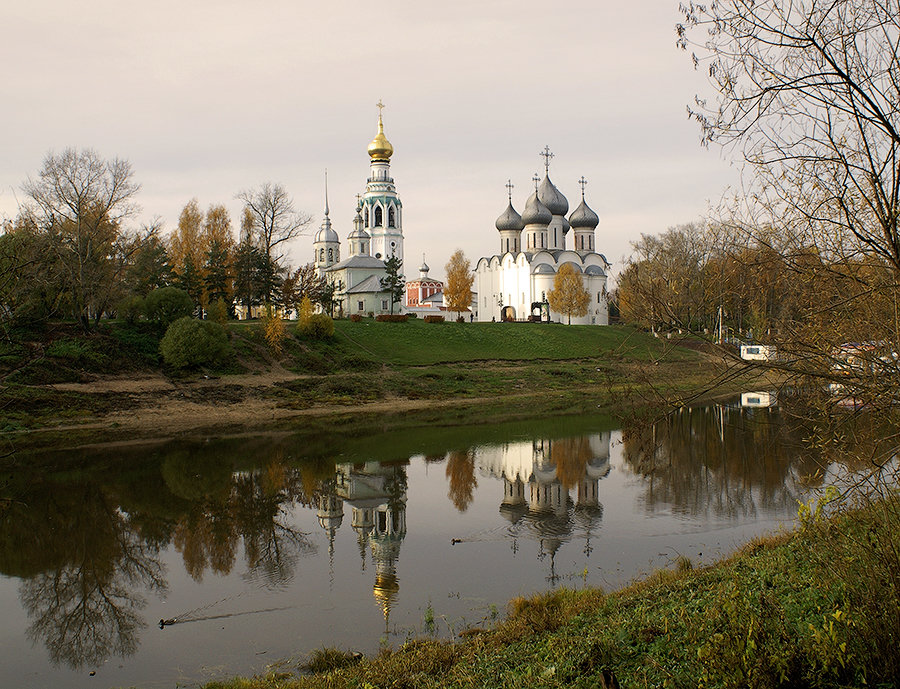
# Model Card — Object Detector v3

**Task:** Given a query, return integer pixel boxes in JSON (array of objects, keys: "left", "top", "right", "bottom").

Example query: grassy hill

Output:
[{"left": 322, "top": 319, "right": 678, "bottom": 366}]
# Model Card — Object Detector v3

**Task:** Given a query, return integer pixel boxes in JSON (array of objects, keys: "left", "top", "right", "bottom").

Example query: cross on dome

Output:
[
  {"left": 578, "top": 176, "right": 588, "bottom": 199},
  {"left": 505, "top": 179, "right": 514, "bottom": 202},
  {"left": 540, "top": 145, "right": 554, "bottom": 173},
  {"left": 532, "top": 173, "right": 540, "bottom": 191},
  {"left": 376, "top": 99, "right": 385, "bottom": 115}
]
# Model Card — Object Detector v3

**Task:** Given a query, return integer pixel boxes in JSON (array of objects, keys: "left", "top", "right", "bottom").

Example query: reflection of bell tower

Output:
[{"left": 370, "top": 500, "right": 407, "bottom": 631}]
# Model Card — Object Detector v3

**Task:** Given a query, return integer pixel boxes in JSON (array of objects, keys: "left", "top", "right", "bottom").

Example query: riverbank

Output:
[
  {"left": 203, "top": 494, "right": 897, "bottom": 689},
  {"left": 0, "top": 320, "right": 749, "bottom": 449}
]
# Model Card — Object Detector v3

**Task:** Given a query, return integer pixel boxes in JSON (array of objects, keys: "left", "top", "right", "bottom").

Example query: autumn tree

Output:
[
  {"left": 547, "top": 263, "right": 590, "bottom": 324},
  {"left": 201, "top": 204, "right": 235, "bottom": 309},
  {"left": 21, "top": 148, "right": 142, "bottom": 330},
  {"left": 444, "top": 249, "right": 473, "bottom": 319},
  {"left": 169, "top": 199, "right": 204, "bottom": 309}
]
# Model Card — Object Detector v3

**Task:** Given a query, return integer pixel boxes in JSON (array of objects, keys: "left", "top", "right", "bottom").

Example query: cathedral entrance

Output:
[{"left": 501, "top": 306, "right": 516, "bottom": 322}]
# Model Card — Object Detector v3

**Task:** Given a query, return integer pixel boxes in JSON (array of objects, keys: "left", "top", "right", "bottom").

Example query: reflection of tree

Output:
[
  {"left": 0, "top": 483, "right": 165, "bottom": 669},
  {"left": 550, "top": 437, "right": 594, "bottom": 490},
  {"left": 621, "top": 405, "right": 822, "bottom": 518},
  {"left": 233, "top": 469, "right": 315, "bottom": 586},
  {"left": 446, "top": 450, "right": 477, "bottom": 512}
]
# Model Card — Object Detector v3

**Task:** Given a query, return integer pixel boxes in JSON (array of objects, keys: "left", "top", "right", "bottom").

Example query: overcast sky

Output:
[{"left": 0, "top": 0, "right": 737, "bottom": 282}]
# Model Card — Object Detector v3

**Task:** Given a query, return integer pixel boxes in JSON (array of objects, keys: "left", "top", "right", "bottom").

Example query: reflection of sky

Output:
[{"left": 1, "top": 420, "right": 817, "bottom": 689}]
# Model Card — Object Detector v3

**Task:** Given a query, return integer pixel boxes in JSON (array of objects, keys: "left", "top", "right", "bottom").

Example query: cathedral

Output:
[
  {"left": 475, "top": 149, "right": 610, "bottom": 325},
  {"left": 313, "top": 103, "right": 405, "bottom": 316}
]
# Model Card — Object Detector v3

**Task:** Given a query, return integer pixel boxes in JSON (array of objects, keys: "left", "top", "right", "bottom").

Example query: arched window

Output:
[
  {"left": 374, "top": 206, "right": 383, "bottom": 227},
  {"left": 328, "top": 248, "right": 333, "bottom": 262},
  {"left": 319, "top": 248, "right": 325, "bottom": 262},
  {"left": 364, "top": 207, "right": 369, "bottom": 227},
  {"left": 388, "top": 206, "right": 396, "bottom": 228}
]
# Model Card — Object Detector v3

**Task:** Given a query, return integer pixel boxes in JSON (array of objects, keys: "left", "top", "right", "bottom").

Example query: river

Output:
[{"left": 0, "top": 394, "right": 829, "bottom": 688}]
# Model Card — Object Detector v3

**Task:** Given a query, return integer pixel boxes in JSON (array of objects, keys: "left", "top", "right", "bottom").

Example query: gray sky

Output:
[{"left": 0, "top": 0, "right": 736, "bottom": 282}]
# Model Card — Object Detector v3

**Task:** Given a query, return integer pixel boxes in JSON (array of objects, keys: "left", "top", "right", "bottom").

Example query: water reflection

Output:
[
  {"left": 316, "top": 462, "right": 408, "bottom": 629},
  {"left": 0, "top": 399, "right": 865, "bottom": 684}
]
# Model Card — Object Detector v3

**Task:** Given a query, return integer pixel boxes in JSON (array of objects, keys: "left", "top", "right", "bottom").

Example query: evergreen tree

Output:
[{"left": 380, "top": 255, "right": 405, "bottom": 315}]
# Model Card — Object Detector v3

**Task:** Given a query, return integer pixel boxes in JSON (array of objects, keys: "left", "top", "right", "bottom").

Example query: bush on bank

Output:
[{"left": 160, "top": 317, "right": 231, "bottom": 370}]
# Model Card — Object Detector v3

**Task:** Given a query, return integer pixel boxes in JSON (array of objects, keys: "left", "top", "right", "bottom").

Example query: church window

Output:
[
  {"left": 364, "top": 207, "right": 369, "bottom": 227},
  {"left": 327, "top": 248, "right": 333, "bottom": 262},
  {"left": 358, "top": 301, "right": 364, "bottom": 311},
  {"left": 388, "top": 206, "right": 396, "bottom": 228},
  {"left": 319, "top": 248, "right": 325, "bottom": 262},
  {"left": 597, "top": 292, "right": 602, "bottom": 303},
  {"left": 381, "top": 299, "right": 388, "bottom": 310},
  {"left": 374, "top": 206, "right": 383, "bottom": 227}
]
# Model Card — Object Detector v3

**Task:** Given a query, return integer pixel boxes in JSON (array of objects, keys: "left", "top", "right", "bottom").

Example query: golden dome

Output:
[{"left": 367, "top": 112, "right": 394, "bottom": 161}]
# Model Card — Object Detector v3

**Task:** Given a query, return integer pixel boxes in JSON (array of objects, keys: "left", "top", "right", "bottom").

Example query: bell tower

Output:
[{"left": 362, "top": 101, "right": 403, "bottom": 263}]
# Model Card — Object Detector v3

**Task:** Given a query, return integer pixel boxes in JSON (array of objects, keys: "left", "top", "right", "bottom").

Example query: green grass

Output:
[{"left": 327, "top": 320, "right": 680, "bottom": 366}]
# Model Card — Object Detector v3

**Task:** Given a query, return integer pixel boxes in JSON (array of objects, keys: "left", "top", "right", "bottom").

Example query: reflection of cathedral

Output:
[
  {"left": 316, "top": 462, "right": 407, "bottom": 629},
  {"left": 476, "top": 433, "right": 611, "bottom": 572}
]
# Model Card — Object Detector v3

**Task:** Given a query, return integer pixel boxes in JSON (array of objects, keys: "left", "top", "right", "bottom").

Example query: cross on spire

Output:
[
  {"left": 324, "top": 168, "right": 329, "bottom": 215},
  {"left": 540, "top": 145, "right": 554, "bottom": 174},
  {"left": 532, "top": 173, "right": 540, "bottom": 191},
  {"left": 505, "top": 179, "right": 514, "bottom": 202},
  {"left": 376, "top": 99, "right": 385, "bottom": 115},
  {"left": 578, "top": 176, "right": 588, "bottom": 200}
]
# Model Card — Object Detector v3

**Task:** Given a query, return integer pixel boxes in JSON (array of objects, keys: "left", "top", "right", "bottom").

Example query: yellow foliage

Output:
[
  {"left": 444, "top": 249, "right": 473, "bottom": 316},
  {"left": 298, "top": 296, "right": 314, "bottom": 326},
  {"left": 547, "top": 263, "right": 590, "bottom": 324},
  {"left": 260, "top": 304, "right": 286, "bottom": 354}
]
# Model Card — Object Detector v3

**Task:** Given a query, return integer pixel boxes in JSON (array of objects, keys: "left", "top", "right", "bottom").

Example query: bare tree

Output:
[
  {"left": 21, "top": 148, "right": 142, "bottom": 330},
  {"left": 678, "top": 0, "right": 900, "bottom": 273},
  {"left": 236, "top": 183, "right": 311, "bottom": 266}
]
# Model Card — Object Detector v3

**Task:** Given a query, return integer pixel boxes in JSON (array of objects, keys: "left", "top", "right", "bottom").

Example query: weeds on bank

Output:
[{"left": 199, "top": 496, "right": 900, "bottom": 689}]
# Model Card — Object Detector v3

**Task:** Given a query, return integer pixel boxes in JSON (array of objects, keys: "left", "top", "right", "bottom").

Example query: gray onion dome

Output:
[
  {"left": 348, "top": 225, "right": 370, "bottom": 239},
  {"left": 315, "top": 223, "right": 340, "bottom": 243},
  {"left": 569, "top": 199, "right": 600, "bottom": 229},
  {"left": 538, "top": 175, "right": 569, "bottom": 216},
  {"left": 495, "top": 202, "right": 524, "bottom": 232},
  {"left": 521, "top": 191, "right": 552, "bottom": 226}
]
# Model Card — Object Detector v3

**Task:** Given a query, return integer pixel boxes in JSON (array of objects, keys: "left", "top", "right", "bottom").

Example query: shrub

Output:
[
  {"left": 349, "top": 313, "right": 363, "bottom": 323},
  {"left": 145, "top": 287, "right": 194, "bottom": 327},
  {"left": 424, "top": 315, "right": 445, "bottom": 323},
  {"left": 259, "top": 305, "right": 286, "bottom": 354},
  {"left": 297, "top": 313, "right": 334, "bottom": 339},
  {"left": 160, "top": 317, "right": 231, "bottom": 369},
  {"left": 117, "top": 295, "right": 144, "bottom": 324},
  {"left": 375, "top": 314, "right": 409, "bottom": 322},
  {"left": 298, "top": 296, "right": 315, "bottom": 326}
]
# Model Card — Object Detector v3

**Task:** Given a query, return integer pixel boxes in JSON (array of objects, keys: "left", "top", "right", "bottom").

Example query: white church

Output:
[
  {"left": 312, "top": 103, "right": 405, "bottom": 317},
  {"left": 475, "top": 149, "right": 610, "bottom": 325}
]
